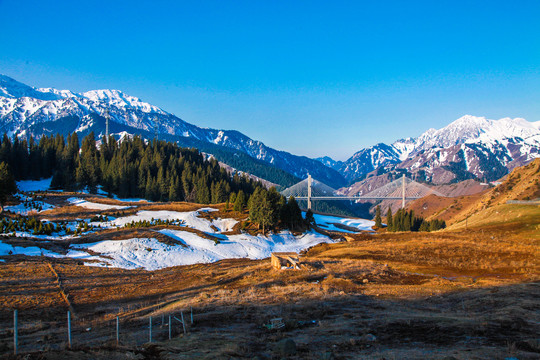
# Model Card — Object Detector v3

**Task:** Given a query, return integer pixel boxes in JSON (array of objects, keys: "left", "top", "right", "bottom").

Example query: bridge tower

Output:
[{"left": 307, "top": 174, "right": 312, "bottom": 210}]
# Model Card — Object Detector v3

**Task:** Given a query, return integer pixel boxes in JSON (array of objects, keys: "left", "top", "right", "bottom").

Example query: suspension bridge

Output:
[{"left": 280, "top": 174, "right": 444, "bottom": 210}]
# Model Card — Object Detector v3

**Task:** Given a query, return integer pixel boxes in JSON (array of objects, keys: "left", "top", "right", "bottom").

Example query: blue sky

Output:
[{"left": 1, "top": 1, "right": 539, "bottom": 160}]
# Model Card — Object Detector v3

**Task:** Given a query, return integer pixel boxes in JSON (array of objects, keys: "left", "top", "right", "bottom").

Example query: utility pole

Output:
[
  {"left": 402, "top": 174, "right": 406, "bottom": 209},
  {"left": 307, "top": 174, "right": 312, "bottom": 210},
  {"left": 105, "top": 109, "right": 110, "bottom": 143},
  {"left": 154, "top": 116, "right": 159, "bottom": 141}
]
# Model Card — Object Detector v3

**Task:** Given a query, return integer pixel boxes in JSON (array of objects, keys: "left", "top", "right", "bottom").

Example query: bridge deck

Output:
[{"left": 293, "top": 196, "right": 421, "bottom": 200}]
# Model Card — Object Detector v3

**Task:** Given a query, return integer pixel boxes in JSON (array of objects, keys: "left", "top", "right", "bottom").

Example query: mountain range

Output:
[
  {"left": 1, "top": 74, "right": 539, "bottom": 191},
  {"left": 0, "top": 75, "right": 344, "bottom": 188},
  {"left": 320, "top": 115, "right": 540, "bottom": 186}
]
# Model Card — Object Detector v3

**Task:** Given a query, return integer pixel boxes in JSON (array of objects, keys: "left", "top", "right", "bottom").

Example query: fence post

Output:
[
  {"left": 168, "top": 315, "right": 171, "bottom": 340},
  {"left": 149, "top": 316, "right": 152, "bottom": 343},
  {"left": 190, "top": 307, "right": 193, "bottom": 325},
  {"left": 67, "top": 311, "right": 72, "bottom": 348},
  {"left": 181, "top": 312, "right": 186, "bottom": 334},
  {"left": 116, "top": 316, "right": 119, "bottom": 346},
  {"left": 13, "top": 310, "right": 18, "bottom": 355}
]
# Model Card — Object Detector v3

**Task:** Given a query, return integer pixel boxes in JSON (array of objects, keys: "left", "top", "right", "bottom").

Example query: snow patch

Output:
[
  {"left": 16, "top": 178, "right": 52, "bottom": 192},
  {"left": 70, "top": 230, "right": 334, "bottom": 270},
  {"left": 311, "top": 213, "right": 375, "bottom": 233},
  {"left": 109, "top": 209, "right": 226, "bottom": 233},
  {"left": 67, "top": 197, "right": 132, "bottom": 210}
]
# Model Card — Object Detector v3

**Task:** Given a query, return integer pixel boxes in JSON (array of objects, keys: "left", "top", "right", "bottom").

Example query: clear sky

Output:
[{"left": 1, "top": 1, "right": 539, "bottom": 160}]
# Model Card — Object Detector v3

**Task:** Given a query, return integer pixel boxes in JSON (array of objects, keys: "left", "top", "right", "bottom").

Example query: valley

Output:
[
  {"left": 0, "top": 76, "right": 539, "bottom": 359},
  {"left": 0, "top": 160, "right": 538, "bottom": 359}
]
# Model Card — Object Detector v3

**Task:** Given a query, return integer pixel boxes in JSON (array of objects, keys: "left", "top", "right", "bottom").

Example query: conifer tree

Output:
[
  {"left": 386, "top": 207, "right": 393, "bottom": 230},
  {"left": 234, "top": 190, "right": 246, "bottom": 211},
  {"left": 286, "top": 196, "right": 303, "bottom": 230},
  {"left": 305, "top": 209, "right": 316, "bottom": 229},
  {"left": 374, "top": 205, "right": 382, "bottom": 228},
  {"left": 0, "top": 162, "right": 16, "bottom": 213}
]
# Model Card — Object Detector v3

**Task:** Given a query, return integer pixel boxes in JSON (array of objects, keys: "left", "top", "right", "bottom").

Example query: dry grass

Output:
[{"left": 0, "top": 187, "right": 539, "bottom": 358}]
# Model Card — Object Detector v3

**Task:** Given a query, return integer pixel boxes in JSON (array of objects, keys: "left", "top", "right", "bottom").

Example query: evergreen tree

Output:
[
  {"left": 0, "top": 162, "right": 17, "bottom": 213},
  {"left": 286, "top": 196, "right": 303, "bottom": 230},
  {"left": 374, "top": 205, "right": 382, "bottom": 228},
  {"left": 305, "top": 209, "right": 316, "bottom": 229},
  {"left": 386, "top": 207, "right": 393, "bottom": 230},
  {"left": 234, "top": 190, "right": 246, "bottom": 211}
]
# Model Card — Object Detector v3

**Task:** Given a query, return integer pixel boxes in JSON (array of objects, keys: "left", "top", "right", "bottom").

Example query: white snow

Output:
[
  {"left": 113, "top": 196, "right": 149, "bottom": 203},
  {"left": 0, "top": 240, "right": 62, "bottom": 258},
  {"left": 70, "top": 230, "right": 333, "bottom": 270},
  {"left": 311, "top": 213, "right": 375, "bottom": 233},
  {"left": 108, "top": 209, "right": 233, "bottom": 233},
  {"left": 0, "top": 210, "right": 371, "bottom": 270},
  {"left": 67, "top": 197, "right": 132, "bottom": 210},
  {"left": 4, "top": 193, "right": 55, "bottom": 215},
  {"left": 16, "top": 178, "right": 52, "bottom": 192},
  {"left": 211, "top": 218, "right": 238, "bottom": 232},
  {"left": 4, "top": 202, "right": 54, "bottom": 215}
]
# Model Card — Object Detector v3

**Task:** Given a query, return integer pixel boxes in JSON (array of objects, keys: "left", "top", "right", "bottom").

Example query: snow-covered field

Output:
[
  {"left": 68, "top": 230, "right": 333, "bottom": 270},
  {"left": 1, "top": 202, "right": 376, "bottom": 270},
  {"left": 4, "top": 202, "right": 55, "bottom": 215},
  {"left": 4, "top": 194, "right": 55, "bottom": 215},
  {"left": 312, "top": 213, "right": 375, "bottom": 233},
  {"left": 108, "top": 208, "right": 237, "bottom": 233},
  {"left": 16, "top": 178, "right": 52, "bottom": 192},
  {"left": 67, "top": 197, "right": 132, "bottom": 210},
  {"left": 0, "top": 240, "right": 61, "bottom": 258}
]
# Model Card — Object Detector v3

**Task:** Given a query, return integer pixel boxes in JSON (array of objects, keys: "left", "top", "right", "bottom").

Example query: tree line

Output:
[
  {"left": 0, "top": 132, "right": 308, "bottom": 232},
  {"left": 374, "top": 205, "right": 446, "bottom": 232}
]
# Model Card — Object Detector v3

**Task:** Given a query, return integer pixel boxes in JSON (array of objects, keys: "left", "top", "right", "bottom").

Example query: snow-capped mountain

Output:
[
  {"left": 314, "top": 156, "right": 343, "bottom": 171},
  {"left": 337, "top": 143, "right": 402, "bottom": 181},
  {"left": 0, "top": 75, "right": 346, "bottom": 188},
  {"left": 330, "top": 115, "right": 540, "bottom": 184}
]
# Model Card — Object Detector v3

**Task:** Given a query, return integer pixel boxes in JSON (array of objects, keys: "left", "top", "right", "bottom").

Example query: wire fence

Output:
[{"left": 7, "top": 308, "right": 194, "bottom": 355}]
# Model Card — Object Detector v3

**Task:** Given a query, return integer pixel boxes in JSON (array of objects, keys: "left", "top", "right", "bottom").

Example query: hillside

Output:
[
  {"left": 0, "top": 75, "right": 345, "bottom": 188},
  {"left": 0, "top": 189, "right": 538, "bottom": 358},
  {"left": 406, "top": 158, "right": 540, "bottom": 226},
  {"left": 332, "top": 115, "right": 540, "bottom": 184}
]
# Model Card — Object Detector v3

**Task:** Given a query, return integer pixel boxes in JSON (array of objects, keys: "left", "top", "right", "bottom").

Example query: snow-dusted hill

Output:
[
  {"left": 324, "top": 115, "right": 540, "bottom": 183},
  {"left": 0, "top": 75, "right": 345, "bottom": 188}
]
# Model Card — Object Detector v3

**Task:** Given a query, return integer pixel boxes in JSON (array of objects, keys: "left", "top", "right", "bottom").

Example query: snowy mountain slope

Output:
[
  {"left": 314, "top": 156, "right": 343, "bottom": 171},
  {"left": 0, "top": 75, "right": 346, "bottom": 188},
  {"left": 339, "top": 115, "right": 540, "bottom": 183},
  {"left": 338, "top": 143, "right": 402, "bottom": 181}
]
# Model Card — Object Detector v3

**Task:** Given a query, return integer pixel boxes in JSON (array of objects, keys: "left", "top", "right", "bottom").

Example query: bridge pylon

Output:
[{"left": 307, "top": 174, "right": 312, "bottom": 210}]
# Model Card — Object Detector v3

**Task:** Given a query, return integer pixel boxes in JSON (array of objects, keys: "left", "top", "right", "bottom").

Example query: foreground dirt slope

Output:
[
  {"left": 1, "top": 203, "right": 539, "bottom": 359},
  {"left": 407, "top": 158, "right": 540, "bottom": 225},
  {"left": 1, "top": 163, "right": 539, "bottom": 359}
]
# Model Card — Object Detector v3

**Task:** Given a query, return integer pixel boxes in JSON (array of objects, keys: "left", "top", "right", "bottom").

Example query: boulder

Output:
[{"left": 275, "top": 338, "right": 296, "bottom": 356}]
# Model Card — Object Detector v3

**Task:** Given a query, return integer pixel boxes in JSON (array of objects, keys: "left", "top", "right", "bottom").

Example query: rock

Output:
[
  {"left": 125, "top": 352, "right": 145, "bottom": 360},
  {"left": 276, "top": 338, "right": 296, "bottom": 356},
  {"left": 362, "top": 279, "right": 369, "bottom": 284},
  {"left": 362, "top": 333, "right": 376, "bottom": 342},
  {"left": 251, "top": 356, "right": 267, "bottom": 360},
  {"left": 525, "top": 338, "right": 540, "bottom": 351},
  {"left": 321, "top": 351, "right": 335, "bottom": 360}
]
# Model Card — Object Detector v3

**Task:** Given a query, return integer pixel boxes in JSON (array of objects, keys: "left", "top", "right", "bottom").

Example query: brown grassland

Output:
[{"left": 0, "top": 162, "right": 539, "bottom": 359}]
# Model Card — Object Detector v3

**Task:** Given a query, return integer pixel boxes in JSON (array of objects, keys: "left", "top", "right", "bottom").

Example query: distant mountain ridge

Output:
[
  {"left": 2, "top": 74, "right": 539, "bottom": 190},
  {"left": 322, "top": 114, "right": 540, "bottom": 184},
  {"left": 0, "top": 74, "right": 346, "bottom": 188}
]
